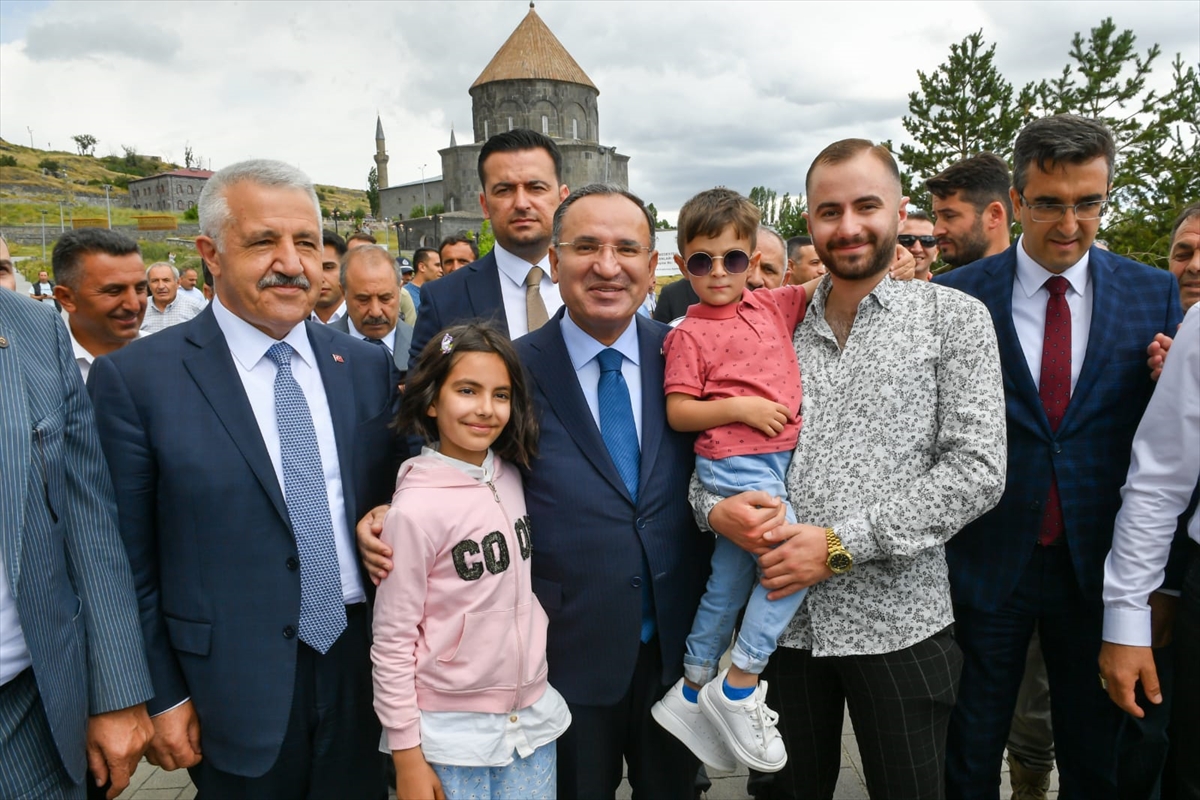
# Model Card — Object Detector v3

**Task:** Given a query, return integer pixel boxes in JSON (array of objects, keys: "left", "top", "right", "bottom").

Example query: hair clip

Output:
[{"left": 441, "top": 333, "right": 454, "bottom": 354}]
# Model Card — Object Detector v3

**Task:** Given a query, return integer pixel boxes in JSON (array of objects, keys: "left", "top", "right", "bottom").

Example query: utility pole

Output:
[
  {"left": 103, "top": 185, "right": 113, "bottom": 228},
  {"left": 27, "top": 126, "right": 34, "bottom": 148},
  {"left": 58, "top": 200, "right": 65, "bottom": 232},
  {"left": 40, "top": 211, "right": 48, "bottom": 261}
]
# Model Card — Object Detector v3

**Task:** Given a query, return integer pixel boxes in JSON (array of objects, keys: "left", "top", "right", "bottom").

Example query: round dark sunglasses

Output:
[
  {"left": 685, "top": 249, "right": 751, "bottom": 277},
  {"left": 898, "top": 234, "right": 937, "bottom": 248}
]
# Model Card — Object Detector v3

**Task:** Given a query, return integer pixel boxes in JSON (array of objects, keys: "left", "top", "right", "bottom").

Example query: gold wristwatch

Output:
[{"left": 825, "top": 527, "right": 853, "bottom": 574}]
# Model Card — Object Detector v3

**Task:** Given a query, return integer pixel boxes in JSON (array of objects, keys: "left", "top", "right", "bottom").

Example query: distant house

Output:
[{"left": 128, "top": 169, "right": 214, "bottom": 212}]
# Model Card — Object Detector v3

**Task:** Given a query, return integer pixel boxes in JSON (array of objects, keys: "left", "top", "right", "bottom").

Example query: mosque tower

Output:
[{"left": 374, "top": 114, "right": 389, "bottom": 189}]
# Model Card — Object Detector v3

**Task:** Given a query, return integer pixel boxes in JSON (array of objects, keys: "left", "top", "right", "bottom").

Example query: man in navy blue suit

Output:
[
  {"left": 362, "top": 183, "right": 709, "bottom": 797},
  {"left": 89, "top": 160, "right": 402, "bottom": 798},
  {"left": 937, "top": 115, "right": 1183, "bottom": 799},
  {"left": 409, "top": 128, "right": 569, "bottom": 358}
]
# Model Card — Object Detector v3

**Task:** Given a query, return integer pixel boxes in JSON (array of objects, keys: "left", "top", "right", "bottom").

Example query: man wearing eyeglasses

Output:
[
  {"left": 899, "top": 210, "right": 938, "bottom": 280},
  {"left": 937, "top": 114, "right": 1183, "bottom": 800}
]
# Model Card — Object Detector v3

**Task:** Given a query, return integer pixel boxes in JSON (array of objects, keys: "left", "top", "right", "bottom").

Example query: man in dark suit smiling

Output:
[{"left": 90, "top": 160, "right": 401, "bottom": 798}]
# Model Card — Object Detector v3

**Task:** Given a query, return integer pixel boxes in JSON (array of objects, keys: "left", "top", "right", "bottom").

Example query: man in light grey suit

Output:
[
  {"left": 0, "top": 288, "right": 154, "bottom": 799},
  {"left": 330, "top": 244, "right": 413, "bottom": 377}
]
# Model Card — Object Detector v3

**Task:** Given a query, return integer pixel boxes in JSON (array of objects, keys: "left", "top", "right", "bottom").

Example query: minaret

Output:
[{"left": 374, "top": 114, "right": 389, "bottom": 189}]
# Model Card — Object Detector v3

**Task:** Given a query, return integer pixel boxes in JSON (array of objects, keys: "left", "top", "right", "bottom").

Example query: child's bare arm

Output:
[
  {"left": 393, "top": 746, "right": 445, "bottom": 800},
  {"left": 667, "top": 392, "right": 790, "bottom": 437}
]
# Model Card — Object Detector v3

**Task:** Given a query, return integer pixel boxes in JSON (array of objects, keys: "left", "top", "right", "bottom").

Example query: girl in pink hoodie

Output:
[{"left": 371, "top": 323, "right": 569, "bottom": 800}]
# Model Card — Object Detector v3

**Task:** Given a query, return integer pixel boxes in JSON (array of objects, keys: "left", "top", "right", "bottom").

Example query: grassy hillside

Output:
[{"left": 0, "top": 138, "right": 369, "bottom": 225}]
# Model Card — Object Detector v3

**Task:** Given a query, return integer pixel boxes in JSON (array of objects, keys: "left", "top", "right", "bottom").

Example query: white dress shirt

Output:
[
  {"left": 559, "top": 312, "right": 643, "bottom": 444},
  {"left": 68, "top": 326, "right": 145, "bottom": 382},
  {"left": 313, "top": 301, "right": 347, "bottom": 326},
  {"left": 178, "top": 286, "right": 208, "bottom": 304},
  {"left": 347, "top": 318, "right": 394, "bottom": 354},
  {"left": 493, "top": 243, "right": 563, "bottom": 340},
  {"left": 1012, "top": 235, "right": 1094, "bottom": 393},
  {"left": 211, "top": 297, "right": 365, "bottom": 604},
  {"left": 1102, "top": 305, "right": 1200, "bottom": 646}
]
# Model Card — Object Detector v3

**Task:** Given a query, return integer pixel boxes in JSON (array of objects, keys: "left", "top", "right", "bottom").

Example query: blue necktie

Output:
[
  {"left": 267, "top": 342, "right": 346, "bottom": 654},
  {"left": 596, "top": 348, "right": 654, "bottom": 642}
]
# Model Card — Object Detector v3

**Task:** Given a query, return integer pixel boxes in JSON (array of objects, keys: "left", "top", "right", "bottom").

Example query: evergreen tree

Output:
[
  {"left": 366, "top": 167, "right": 380, "bottom": 218},
  {"left": 899, "top": 31, "right": 1039, "bottom": 209}
]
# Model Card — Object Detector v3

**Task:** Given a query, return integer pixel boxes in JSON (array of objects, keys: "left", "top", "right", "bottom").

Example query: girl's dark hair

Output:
[{"left": 397, "top": 322, "right": 538, "bottom": 468}]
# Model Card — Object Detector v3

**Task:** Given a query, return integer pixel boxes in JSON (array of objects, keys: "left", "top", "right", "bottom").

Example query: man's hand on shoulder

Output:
[
  {"left": 86, "top": 703, "right": 154, "bottom": 799},
  {"left": 1146, "top": 332, "right": 1174, "bottom": 382},
  {"left": 759, "top": 523, "right": 834, "bottom": 599},
  {"left": 145, "top": 700, "right": 202, "bottom": 771},
  {"left": 357, "top": 504, "right": 393, "bottom": 584},
  {"left": 890, "top": 245, "right": 916, "bottom": 281}
]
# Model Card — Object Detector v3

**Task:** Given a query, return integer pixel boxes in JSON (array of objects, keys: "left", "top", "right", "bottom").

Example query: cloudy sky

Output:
[{"left": 1, "top": 0, "right": 1196, "bottom": 221}]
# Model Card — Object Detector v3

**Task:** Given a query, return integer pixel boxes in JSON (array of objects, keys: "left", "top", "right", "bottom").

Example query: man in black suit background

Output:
[{"left": 409, "top": 128, "right": 569, "bottom": 359}]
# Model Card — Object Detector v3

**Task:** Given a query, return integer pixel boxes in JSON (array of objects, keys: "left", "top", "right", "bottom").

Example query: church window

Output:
[
  {"left": 484, "top": 120, "right": 489, "bottom": 139},
  {"left": 572, "top": 119, "right": 578, "bottom": 140},
  {"left": 542, "top": 115, "right": 548, "bottom": 134},
  {"left": 508, "top": 117, "right": 513, "bottom": 131}
]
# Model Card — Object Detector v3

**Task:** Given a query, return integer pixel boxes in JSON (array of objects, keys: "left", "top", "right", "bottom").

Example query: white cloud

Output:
[{"left": 0, "top": 0, "right": 1195, "bottom": 221}]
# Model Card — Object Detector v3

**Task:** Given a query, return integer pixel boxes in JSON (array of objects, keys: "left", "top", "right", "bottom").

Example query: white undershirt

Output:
[
  {"left": 492, "top": 243, "right": 563, "bottom": 339},
  {"left": 211, "top": 297, "right": 365, "bottom": 605}
]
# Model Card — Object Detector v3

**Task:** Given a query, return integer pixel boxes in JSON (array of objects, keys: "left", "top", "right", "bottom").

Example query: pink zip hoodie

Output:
[{"left": 371, "top": 453, "right": 550, "bottom": 751}]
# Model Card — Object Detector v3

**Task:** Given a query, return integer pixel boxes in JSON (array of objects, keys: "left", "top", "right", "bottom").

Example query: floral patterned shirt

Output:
[{"left": 689, "top": 276, "right": 1007, "bottom": 656}]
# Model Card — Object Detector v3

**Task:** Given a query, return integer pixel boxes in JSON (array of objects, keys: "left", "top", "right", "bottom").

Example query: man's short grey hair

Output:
[
  {"left": 757, "top": 225, "right": 785, "bottom": 253},
  {"left": 339, "top": 244, "right": 401, "bottom": 290},
  {"left": 551, "top": 183, "right": 656, "bottom": 251},
  {"left": 146, "top": 262, "right": 179, "bottom": 280},
  {"left": 198, "top": 159, "right": 321, "bottom": 252}
]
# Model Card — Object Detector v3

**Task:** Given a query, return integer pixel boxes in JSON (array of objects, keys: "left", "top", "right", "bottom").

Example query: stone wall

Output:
[
  {"left": 0, "top": 224, "right": 201, "bottom": 246},
  {"left": 128, "top": 174, "right": 208, "bottom": 212},
  {"left": 470, "top": 79, "right": 599, "bottom": 144},
  {"left": 379, "top": 178, "right": 446, "bottom": 221},
  {"left": 391, "top": 211, "right": 485, "bottom": 251}
]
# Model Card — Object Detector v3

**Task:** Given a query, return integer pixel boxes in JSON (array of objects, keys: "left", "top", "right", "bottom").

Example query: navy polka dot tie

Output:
[
  {"left": 1038, "top": 276, "right": 1070, "bottom": 546},
  {"left": 267, "top": 342, "right": 346, "bottom": 653}
]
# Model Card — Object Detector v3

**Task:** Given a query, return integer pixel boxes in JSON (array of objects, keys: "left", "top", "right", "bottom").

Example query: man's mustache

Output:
[{"left": 257, "top": 272, "right": 311, "bottom": 290}]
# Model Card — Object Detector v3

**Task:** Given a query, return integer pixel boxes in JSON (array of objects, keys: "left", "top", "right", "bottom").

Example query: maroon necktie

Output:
[{"left": 1038, "top": 276, "right": 1070, "bottom": 546}]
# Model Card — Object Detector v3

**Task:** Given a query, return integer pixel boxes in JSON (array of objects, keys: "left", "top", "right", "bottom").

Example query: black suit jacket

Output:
[
  {"left": 410, "top": 251, "right": 506, "bottom": 363},
  {"left": 516, "top": 310, "right": 711, "bottom": 704},
  {"left": 652, "top": 278, "right": 699, "bottom": 324}
]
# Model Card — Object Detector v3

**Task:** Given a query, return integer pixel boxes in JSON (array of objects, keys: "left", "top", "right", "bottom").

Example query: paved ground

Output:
[{"left": 118, "top": 712, "right": 1059, "bottom": 800}]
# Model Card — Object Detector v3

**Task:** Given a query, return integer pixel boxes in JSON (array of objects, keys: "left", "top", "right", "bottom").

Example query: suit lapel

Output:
[
  {"left": 310, "top": 322, "right": 358, "bottom": 531},
  {"left": 182, "top": 310, "right": 290, "bottom": 526},
  {"left": 525, "top": 315, "right": 632, "bottom": 503},
  {"left": 983, "top": 250, "right": 1050, "bottom": 438},
  {"left": 636, "top": 316, "right": 666, "bottom": 496},
  {"left": 466, "top": 254, "right": 508, "bottom": 327},
  {"left": 0, "top": 319, "right": 30, "bottom": 588},
  {"left": 1061, "top": 248, "right": 1118, "bottom": 434},
  {"left": 391, "top": 323, "right": 413, "bottom": 373}
]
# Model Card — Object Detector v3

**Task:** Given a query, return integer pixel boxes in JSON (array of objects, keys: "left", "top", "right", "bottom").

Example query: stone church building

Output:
[{"left": 378, "top": 3, "right": 630, "bottom": 247}]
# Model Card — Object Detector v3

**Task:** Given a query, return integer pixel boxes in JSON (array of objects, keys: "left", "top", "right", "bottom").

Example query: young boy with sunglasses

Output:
[{"left": 651, "top": 188, "right": 819, "bottom": 775}]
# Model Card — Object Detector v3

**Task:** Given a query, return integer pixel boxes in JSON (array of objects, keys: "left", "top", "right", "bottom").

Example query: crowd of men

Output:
[{"left": 0, "top": 113, "right": 1197, "bottom": 800}]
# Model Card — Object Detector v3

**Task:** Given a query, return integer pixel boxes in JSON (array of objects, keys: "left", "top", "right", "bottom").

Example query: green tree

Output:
[
  {"left": 647, "top": 202, "right": 660, "bottom": 230},
  {"left": 476, "top": 220, "right": 495, "bottom": 256},
  {"left": 72, "top": 134, "right": 97, "bottom": 156},
  {"left": 776, "top": 193, "right": 808, "bottom": 238},
  {"left": 410, "top": 204, "right": 425, "bottom": 218},
  {"left": 37, "top": 158, "right": 61, "bottom": 173},
  {"left": 1033, "top": 18, "right": 1195, "bottom": 262},
  {"left": 366, "top": 166, "right": 380, "bottom": 217},
  {"left": 184, "top": 145, "right": 195, "bottom": 169},
  {"left": 899, "top": 31, "right": 1039, "bottom": 210},
  {"left": 748, "top": 186, "right": 778, "bottom": 225}
]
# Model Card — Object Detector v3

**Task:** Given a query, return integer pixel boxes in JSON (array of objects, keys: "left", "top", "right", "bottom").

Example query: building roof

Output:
[
  {"left": 380, "top": 175, "right": 444, "bottom": 190},
  {"left": 471, "top": 5, "right": 596, "bottom": 91},
  {"left": 128, "top": 168, "right": 214, "bottom": 183}
]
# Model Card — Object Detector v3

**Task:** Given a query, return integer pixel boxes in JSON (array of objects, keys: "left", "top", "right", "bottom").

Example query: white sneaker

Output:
[
  {"left": 651, "top": 678, "right": 738, "bottom": 772},
  {"left": 698, "top": 670, "right": 787, "bottom": 772}
]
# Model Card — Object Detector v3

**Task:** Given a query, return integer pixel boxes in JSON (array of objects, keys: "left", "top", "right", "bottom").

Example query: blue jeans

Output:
[{"left": 684, "top": 451, "right": 805, "bottom": 686}]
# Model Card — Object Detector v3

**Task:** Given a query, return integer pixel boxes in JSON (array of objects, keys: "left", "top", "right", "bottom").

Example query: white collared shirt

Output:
[
  {"left": 68, "top": 326, "right": 145, "bottom": 382},
  {"left": 211, "top": 297, "right": 365, "bottom": 604},
  {"left": 1103, "top": 305, "right": 1200, "bottom": 646},
  {"left": 1011, "top": 235, "right": 1094, "bottom": 393},
  {"left": 313, "top": 301, "right": 347, "bottom": 326},
  {"left": 492, "top": 243, "right": 563, "bottom": 340},
  {"left": 558, "top": 312, "right": 643, "bottom": 444},
  {"left": 178, "top": 286, "right": 208, "bottom": 305},
  {"left": 347, "top": 318, "right": 395, "bottom": 355}
]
